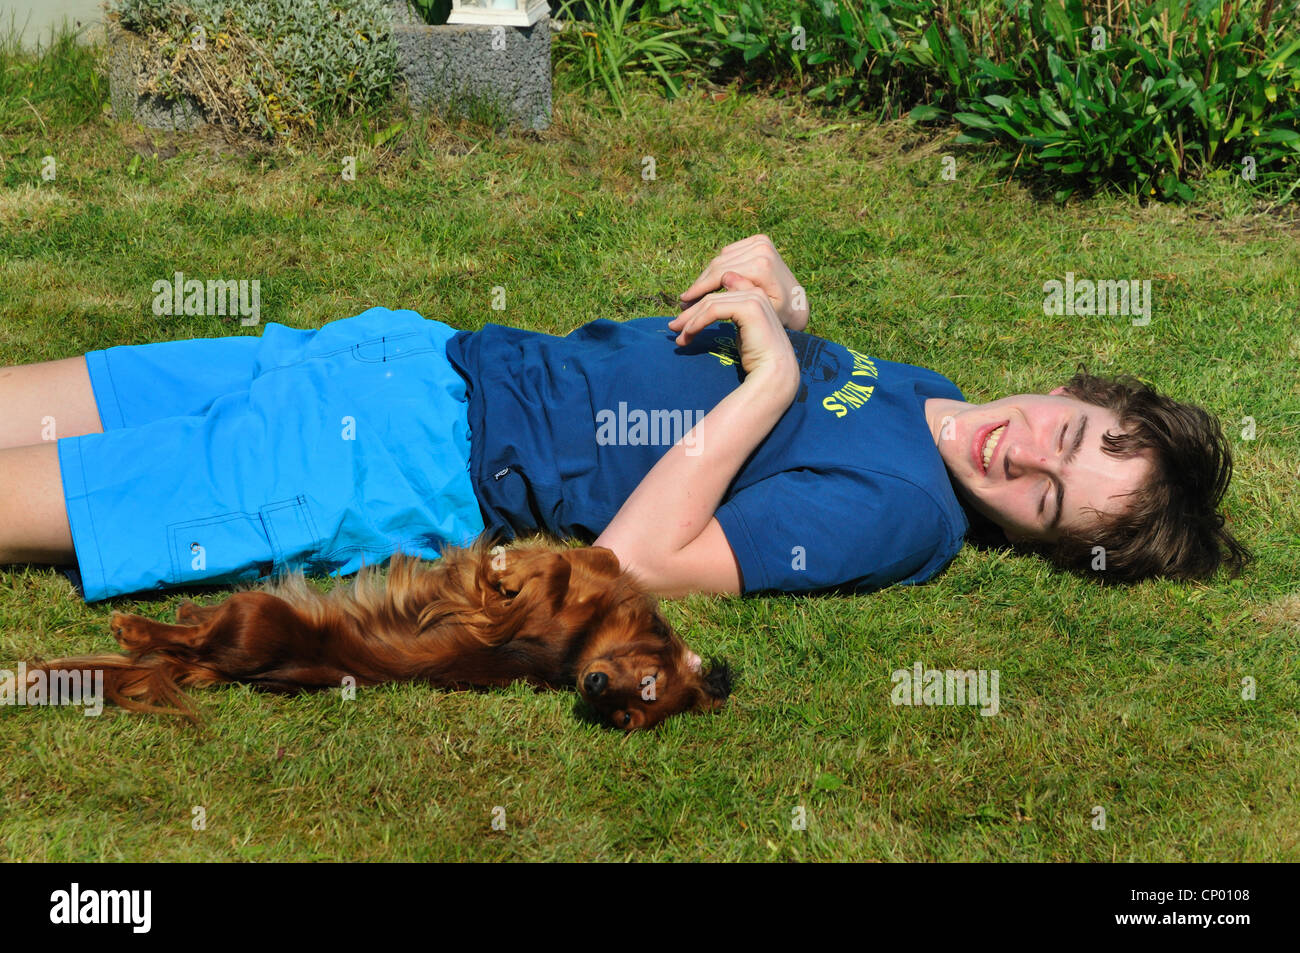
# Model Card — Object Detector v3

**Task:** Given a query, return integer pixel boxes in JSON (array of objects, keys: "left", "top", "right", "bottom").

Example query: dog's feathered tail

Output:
[
  {"left": 14, "top": 548, "right": 506, "bottom": 724},
  {"left": 16, "top": 652, "right": 222, "bottom": 723}
]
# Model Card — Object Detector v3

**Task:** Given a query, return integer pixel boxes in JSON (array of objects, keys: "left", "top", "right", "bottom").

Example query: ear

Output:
[
  {"left": 491, "top": 547, "right": 633, "bottom": 629},
  {"left": 558, "top": 548, "right": 634, "bottom": 619},
  {"left": 1049, "top": 386, "right": 1069, "bottom": 397},
  {"left": 562, "top": 546, "right": 623, "bottom": 579},
  {"left": 696, "top": 659, "right": 733, "bottom": 711},
  {"left": 492, "top": 548, "right": 573, "bottom": 605}
]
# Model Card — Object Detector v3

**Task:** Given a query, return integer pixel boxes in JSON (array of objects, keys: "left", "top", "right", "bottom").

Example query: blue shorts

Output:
[{"left": 58, "top": 307, "right": 486, "bottom": 602}]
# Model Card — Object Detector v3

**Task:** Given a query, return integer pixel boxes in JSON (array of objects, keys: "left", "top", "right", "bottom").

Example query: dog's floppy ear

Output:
[
  {"left": 490, "top": 547, "right": 573, "bottom": 603},
  {"left": 487, "top": 545, "right": 628, "bottom": 624},
  {"left": 695, "top": 658, "right": 734, "bottom": 712},
  {"left": 493, "top": 546, "right": 622, "bottom": 595},
  {"left": 561, "top": 546, "right": 623, "bottom": 581}
]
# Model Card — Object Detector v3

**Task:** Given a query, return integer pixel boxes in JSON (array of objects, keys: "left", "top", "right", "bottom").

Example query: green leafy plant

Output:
[
  {"left": 939, "top": 2, "right": 1300, "bottom": 201},
  {"left": 554, "top": 0, "right": 698, "bottom": 117},
  {"left": 650, "top": 0, "right": 1300, "bottom": 202},
  {"left": 407, "top": 0, "right": 453, "bottom": 26},
  {"left": 647, "top": 0, "right": 810, "bottom": 86}
]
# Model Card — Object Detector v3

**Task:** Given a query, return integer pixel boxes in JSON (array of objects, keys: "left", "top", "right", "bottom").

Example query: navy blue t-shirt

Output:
[{"left": 444, "top": 317, "right": 969, "bottom": 594}]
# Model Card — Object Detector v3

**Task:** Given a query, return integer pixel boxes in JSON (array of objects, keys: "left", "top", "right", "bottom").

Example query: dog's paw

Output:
[
  {"left": 176, "top": 601, "right": 205, "bottom": 626},
  {"left": 109, "top": 611, "right": 152, "bottom": 650}
]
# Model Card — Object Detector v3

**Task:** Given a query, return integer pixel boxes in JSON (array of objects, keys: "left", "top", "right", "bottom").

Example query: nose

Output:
[
  {"left": 1004, "top": 428, "right": 1059, "bottom": 479},
  {"left": 583, "top": 671, "right": 608, "bottom": 696}
]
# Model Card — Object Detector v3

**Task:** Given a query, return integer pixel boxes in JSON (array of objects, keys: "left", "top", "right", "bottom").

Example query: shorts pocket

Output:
[
  {"left": 350, "top": 332, "right": 435, "bottom": 364},
  {"left": 167, "top": 496, "right": 319, "bottom": 586},
  {"left": 260, "top": 496, "right": 321, "bottom": 574}
]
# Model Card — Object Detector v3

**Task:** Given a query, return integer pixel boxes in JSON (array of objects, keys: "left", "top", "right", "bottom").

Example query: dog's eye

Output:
[{"left": 620, "top": 712, "right": 631, "bottom": 727}]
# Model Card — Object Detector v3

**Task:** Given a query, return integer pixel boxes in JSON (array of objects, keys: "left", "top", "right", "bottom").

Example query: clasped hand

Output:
[
  {"left": 676, "top": 233, "right": 810, "bottom": 332},
  {"left": 668, "top": 234, "right": 804, "bottom": 391}
]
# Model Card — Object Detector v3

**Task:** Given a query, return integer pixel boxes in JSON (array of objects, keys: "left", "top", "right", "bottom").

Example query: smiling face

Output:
[{"left": 927, "top": 389, "right": 1153, "bottom": 545}]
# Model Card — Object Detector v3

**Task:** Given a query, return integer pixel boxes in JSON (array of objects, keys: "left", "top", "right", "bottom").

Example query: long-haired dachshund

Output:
[{"left": 24, "top": 543, "right": 732, "bottom": 731}]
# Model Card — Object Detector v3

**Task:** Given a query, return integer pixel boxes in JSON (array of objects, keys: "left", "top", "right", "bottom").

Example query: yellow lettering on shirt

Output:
[
  {"left": 847, "top": 348, "right": 878, "bottom": 378},
  {"left": 709, "top": 336, "right": 740, "bottom": 367},
  {"left": 820, "top": 349, "right": 878, "bottom": 417},
  {"left": 707, "top": 334, "right": 880, "bottom": 419},
  {"left": 823, "top": 380, "right": 874, "bottom": 417},
  {"left": 822, "top": 396, "right": 847, "bottom": 417}
]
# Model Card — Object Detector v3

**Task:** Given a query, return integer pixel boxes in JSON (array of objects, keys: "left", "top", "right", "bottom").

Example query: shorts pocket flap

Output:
[
  {"left": 168, "top": 512, "right": 274, "bottom": 586},
  {"left": 259, "top": 496, "right": 319, "bottom": 572}
]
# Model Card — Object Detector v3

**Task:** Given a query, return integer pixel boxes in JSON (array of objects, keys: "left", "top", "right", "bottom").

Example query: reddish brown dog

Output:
[{"left": 29, "top": 543, "right": 731, "bottom": 731}]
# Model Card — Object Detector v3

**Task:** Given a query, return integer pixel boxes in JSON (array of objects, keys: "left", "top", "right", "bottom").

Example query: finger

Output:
[
  {"left": 668, "top": 297, "right": 702, "bottom": 330},
  {"left": 679, "top": 296, "right": 773, "bottom": 349},
  {"left": 673, "top": 304, "right": 719, "bottom": 345},
  {"left": 678, "top": 240, "right": 771, "bottom": 302},
  {"left": 678, "top": 254, "right": 759, "bottom": 304},
  {"left": 672, "top": 293, "right": 732, "bottom": 344},
  {"left": 714, "top": 233, "right": 771, "bottom": 258},
  {"left": 673, "top": 269, "right": 745, "bottom": 328},
  {"left": 672, "top": 290, "right": 763, "bottom": 345},
  {"left": 678, "top": 262, "right": 728, "bottom": 304},
  {"left": 721, "top": 271, "right": 758, "bottom": 291}
]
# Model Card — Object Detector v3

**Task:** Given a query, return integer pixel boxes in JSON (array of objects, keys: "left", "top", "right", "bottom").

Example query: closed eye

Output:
[
  {"left": 1043, "top": 414, "right": 1088, "bottom": 530},
  {"left": 1043, "top": 421, "right": 1067, "bottom": 522},
  {"left": 1066, "top": 414, "right": 1087, "bottom": 465}
]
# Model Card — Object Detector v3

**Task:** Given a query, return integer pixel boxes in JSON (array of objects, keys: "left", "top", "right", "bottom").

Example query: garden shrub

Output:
[
  {"left": 633, "top": 0, "right": 1300, "bottom": 202},
  {"left": 109, "top": 0, "right": 397, "bottom": 138}
]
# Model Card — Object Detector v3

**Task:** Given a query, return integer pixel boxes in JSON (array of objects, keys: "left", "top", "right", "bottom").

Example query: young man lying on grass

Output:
[{"left": 0, "top": 235, "right": 1248, "bottom": 602}]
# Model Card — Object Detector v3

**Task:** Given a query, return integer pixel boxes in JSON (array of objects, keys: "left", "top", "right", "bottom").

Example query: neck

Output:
[{"left": 923, "top": 397, "right": 969, "bottom": 447}]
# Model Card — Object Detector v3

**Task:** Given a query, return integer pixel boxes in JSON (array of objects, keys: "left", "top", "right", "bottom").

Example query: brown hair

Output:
[
  {"left": 22, "top": 543, "right": 731, "bottom": 731},
  {"left": 972, "top": 367, "right": 1251, "bottom": 583}
]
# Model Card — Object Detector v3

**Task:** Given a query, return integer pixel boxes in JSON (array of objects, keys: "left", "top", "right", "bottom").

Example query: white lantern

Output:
[{"left": 447, "top": 0, "right": 549, "bottom": 27}]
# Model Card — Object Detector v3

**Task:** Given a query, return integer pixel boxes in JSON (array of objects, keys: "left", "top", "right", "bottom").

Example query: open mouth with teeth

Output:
[{"left": 975, "top": 422, "right": 1008, "bottom": 475}]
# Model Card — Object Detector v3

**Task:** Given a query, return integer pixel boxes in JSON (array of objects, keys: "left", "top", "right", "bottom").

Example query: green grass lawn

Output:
[{"left": 0, "top": 32, "right": 1296, "bottom": 862}]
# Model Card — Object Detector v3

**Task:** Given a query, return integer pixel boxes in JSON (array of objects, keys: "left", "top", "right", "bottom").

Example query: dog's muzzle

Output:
[{"left": 583, "top": 671, "right": 608, "bottom": 697}]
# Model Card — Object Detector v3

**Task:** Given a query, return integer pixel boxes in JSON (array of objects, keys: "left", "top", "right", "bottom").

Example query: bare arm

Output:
[{"left": 593, "top": 279, "right": 799, "bottom": 597}]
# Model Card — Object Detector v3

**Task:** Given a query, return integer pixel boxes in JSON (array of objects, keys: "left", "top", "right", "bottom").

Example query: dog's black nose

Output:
[{"left": 584, "top": 671, "right": 608, "bottom": 696}]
